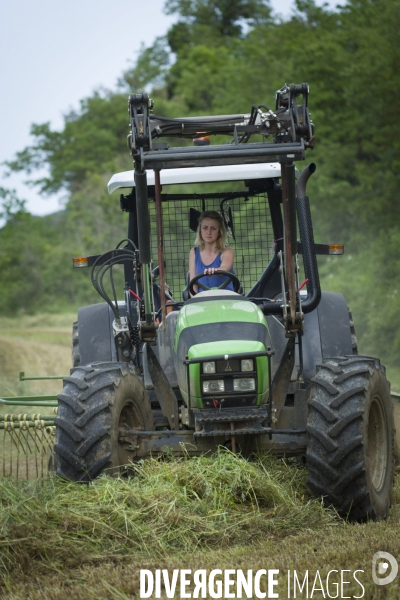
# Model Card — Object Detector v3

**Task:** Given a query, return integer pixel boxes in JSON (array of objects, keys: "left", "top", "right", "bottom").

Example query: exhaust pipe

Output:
[
  {"left": 297, "top": 162, "right": 316, "bottom": 197},
  {"left": 296, "top": 163, "right": 321, "bottom": 313}
]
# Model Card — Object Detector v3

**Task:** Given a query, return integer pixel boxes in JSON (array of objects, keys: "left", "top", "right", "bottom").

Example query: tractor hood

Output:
[
  {"left": 173, "top": 293, "right": 271, "bottom": 408},
  {"left": 174, "top": 294, "right": 269, "bottom": 353}
]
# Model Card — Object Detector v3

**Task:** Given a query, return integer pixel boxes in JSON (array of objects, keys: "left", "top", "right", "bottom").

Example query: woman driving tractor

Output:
[{"left": 188, "top": 210, "right": 235, "bottom": 295}]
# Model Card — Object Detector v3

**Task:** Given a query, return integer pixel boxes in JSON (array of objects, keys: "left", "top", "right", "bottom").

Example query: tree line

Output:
[{"left": 1, "top": 0, "right": 399, "bottom": 375}]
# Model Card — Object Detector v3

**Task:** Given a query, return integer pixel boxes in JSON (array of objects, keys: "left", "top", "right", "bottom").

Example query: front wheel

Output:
[
  {"left": 307, "top": 356, "right": 394, "bottom": 520},
  {"left": 55, "top": 362, "right": 154, "bottom": 482}
]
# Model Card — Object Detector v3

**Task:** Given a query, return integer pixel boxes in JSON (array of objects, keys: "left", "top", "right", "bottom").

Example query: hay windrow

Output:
[{"left": 0, "top": 452, "right": 338, "bottom": 578}]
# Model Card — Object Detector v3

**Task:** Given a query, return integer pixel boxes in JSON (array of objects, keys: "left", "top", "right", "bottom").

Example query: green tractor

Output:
[{"left": 55, "top": 84, "right": 395, "bottom": 521}]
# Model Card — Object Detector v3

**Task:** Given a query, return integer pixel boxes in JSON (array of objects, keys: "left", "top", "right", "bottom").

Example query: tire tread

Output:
[
  {"left": 55, "top": 362, "right": 153, "bottom": 482},
  {"left": 307, "top": 356, "right": 394, "bottom": 520}
]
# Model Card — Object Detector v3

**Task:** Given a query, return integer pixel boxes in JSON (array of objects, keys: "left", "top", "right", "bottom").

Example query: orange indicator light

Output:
[
  {"left": 73, "top": 257, "right": 89, "bottom": 268},
  {"left": 193, "top": 134, "right": 210, "bottom": 146},
  {"left": 328, "top": 244, "right": 344, "bottom": 255}
]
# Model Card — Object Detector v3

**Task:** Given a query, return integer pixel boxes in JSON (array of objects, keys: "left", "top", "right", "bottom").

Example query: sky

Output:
[{"left": 1, "top": 0, "right": 339, "bottom": 218}]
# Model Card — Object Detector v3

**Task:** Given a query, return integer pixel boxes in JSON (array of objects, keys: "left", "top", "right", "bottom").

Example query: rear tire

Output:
[
  {"left": 72, "top": 321, "right": 80, "bottom": 367},
  {"left": 55, "top": 362, "right": 154, "bottom": 482},
  {"left": 307, "top": 356, "right": 394, "bottom": 520},
  {"left": 348, "top": 309, "right": 358, "bottom": 355}
]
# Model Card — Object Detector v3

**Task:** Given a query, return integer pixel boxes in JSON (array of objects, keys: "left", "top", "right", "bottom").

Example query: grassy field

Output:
[
  {"left": 0, "top": 315, "right": 399, "bottom": 599},
  {"left": 0, "top": 313, "right": 73, "bottom": 402},
  {"left": 0, "top": 315, "right": 73, "bottom": 481},
  {"left": 388, "top": 369, "right": 400, "bottom": 396}
]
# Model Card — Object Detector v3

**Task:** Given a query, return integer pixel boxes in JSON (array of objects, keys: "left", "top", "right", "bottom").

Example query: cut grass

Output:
[
  {"left": 0, "top": 454, "right": 399, "bottom": 599},
  {"left": 0, "top": 453, "right": 337, "bottom": 579}
]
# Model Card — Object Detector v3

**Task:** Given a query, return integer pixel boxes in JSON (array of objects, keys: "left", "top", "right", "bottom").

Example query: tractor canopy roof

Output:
[{"left": 107, "top": 163, "right": 282, "bottom": 194}]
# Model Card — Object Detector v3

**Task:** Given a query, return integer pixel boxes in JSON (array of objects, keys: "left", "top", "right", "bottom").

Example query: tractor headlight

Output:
[
  {"left": 203, "top": 379, "right": 225, "bottom": 394},
  {"left": 203, "top": 361, "right": 216, "bottom": 374},
  {"left": 241, "top": 359, "right": 254, "bottom": 372},
  {"left": 233, "top": 378, "right": 256, "bottom": 392}
]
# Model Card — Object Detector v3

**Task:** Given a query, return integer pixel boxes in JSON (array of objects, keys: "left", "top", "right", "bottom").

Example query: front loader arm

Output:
[{"left": 127, "top": 84, "right": 320, "bottom": 339}]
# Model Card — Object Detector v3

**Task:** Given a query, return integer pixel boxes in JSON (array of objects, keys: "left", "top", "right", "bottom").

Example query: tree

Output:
[
  {"left": 4, "top": 92, "right": 129, "bottom": 195},
  {"left": 165, "top": 0, "right": 271, "bottom": 37},
  {"left": 121, "top": 38, "right": 171, "bottom": 91},
  {"left": 0, "top": 187, "right": 27, "bottom": 222}
]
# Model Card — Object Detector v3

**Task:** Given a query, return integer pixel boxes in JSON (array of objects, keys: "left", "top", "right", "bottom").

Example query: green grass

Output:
[
  {"left": 0, "top": 454, "right": 336, "bottom": 575},
  {"left": 0, "top": 313, "right": 76, "bottom": 331},
  {"left": 387, "top": 367, "right": 400, "bottom": 395},
  {"left": 0, "top": 454, "right": 399, "bottom": 599},
  {"left": 0, "top": 314, "right": 73, "bottom": 404}
]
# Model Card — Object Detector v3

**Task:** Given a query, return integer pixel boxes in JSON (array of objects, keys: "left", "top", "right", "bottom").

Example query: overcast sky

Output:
[{"left": 1, "top": 0, "right": 339, "bottom": 218}]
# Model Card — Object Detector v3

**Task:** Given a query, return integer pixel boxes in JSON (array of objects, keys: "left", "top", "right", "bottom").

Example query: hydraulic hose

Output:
[
  {"left": 296, "top": 163, "right": 321, "bottom": 313},
  {"left": 260, "top": 297, "right": 286, "bottom": 315}
]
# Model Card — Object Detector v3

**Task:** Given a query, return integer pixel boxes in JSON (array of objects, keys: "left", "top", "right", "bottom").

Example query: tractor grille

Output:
[
  {"left": 194, "top": 406, "right": 269, "bottom": 437},
  {"left": 148, "top": 193, "right": 274, "bottom": 300}
]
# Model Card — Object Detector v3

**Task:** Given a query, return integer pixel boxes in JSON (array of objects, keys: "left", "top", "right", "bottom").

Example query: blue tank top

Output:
[{"left": 194, "top": 247, "right": 234, "bottom": 292}]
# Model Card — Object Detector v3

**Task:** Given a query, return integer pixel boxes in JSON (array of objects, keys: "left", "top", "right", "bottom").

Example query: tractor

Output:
[{"left": 55, "top": 83, "right": 395, "bottom": 521}]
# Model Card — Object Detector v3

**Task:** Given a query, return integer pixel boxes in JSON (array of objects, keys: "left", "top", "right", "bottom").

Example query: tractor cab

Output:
[{"left": 108, "top": 162, "right": 283, "bottom": 304}]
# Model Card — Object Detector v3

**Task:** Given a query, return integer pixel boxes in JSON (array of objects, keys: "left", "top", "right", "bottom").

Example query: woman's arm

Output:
[{"left": 219, "top": 247, "right": 234, "bottom": 272}]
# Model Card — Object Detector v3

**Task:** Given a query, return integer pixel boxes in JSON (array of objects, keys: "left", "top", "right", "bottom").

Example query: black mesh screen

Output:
[{"left": 148, "top": 194, "right": 274, "bottom": 299}]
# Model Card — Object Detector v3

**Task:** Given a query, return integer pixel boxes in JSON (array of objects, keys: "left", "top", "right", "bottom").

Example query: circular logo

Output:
[{"left": 372, "top": 552, "right": 398, "bottom": 586}]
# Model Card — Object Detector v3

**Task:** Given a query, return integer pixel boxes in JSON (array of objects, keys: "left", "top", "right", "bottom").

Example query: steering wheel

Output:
[{"left": 189, "top": 270, "right": 241, "bottom": 296}]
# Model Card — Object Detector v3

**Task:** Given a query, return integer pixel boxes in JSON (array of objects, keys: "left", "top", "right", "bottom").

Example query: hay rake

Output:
[{"left": 0, "top": 372, "right": 63, "bottom": 479}]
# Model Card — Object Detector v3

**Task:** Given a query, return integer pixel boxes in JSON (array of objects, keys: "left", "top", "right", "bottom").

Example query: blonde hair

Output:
[{"left": 194, "top": 210, "right": 228, "bottom": 252}]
